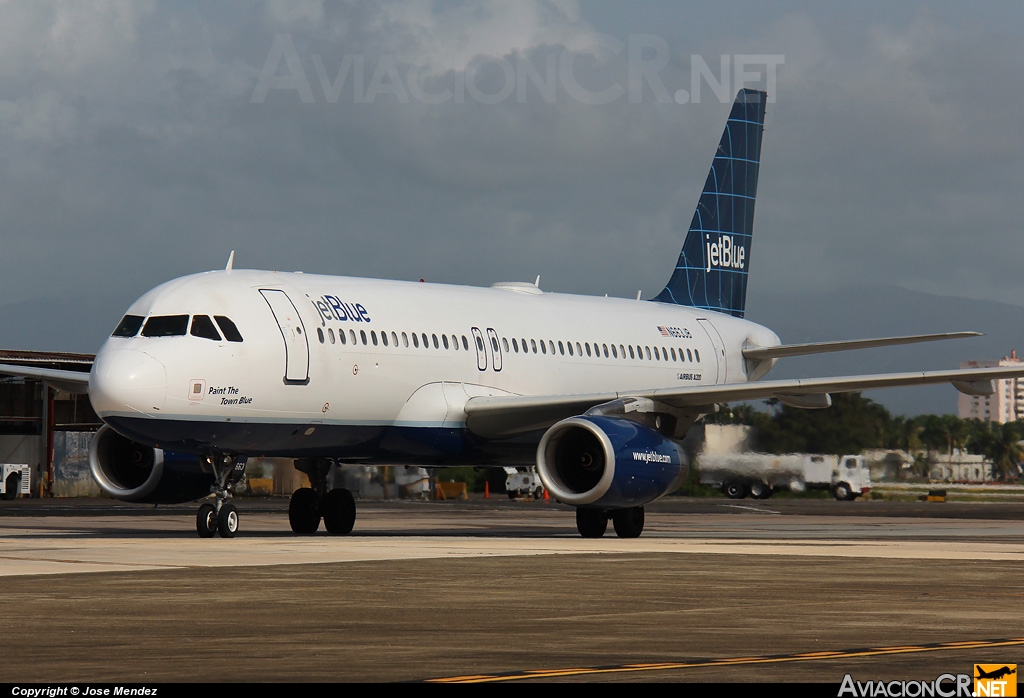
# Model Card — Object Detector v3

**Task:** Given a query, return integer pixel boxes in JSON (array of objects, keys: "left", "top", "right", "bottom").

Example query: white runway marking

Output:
[
  {"left": 1, "top": 512, "right": 1023, "bottom": 577},
  {"left": 718, "top": 503, "right": 782, "bottom": 514}
]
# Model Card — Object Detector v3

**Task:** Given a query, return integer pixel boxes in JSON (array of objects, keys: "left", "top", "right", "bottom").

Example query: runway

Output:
[{"left": 1, "top": 497, "right": 1022, "bottom": 683}]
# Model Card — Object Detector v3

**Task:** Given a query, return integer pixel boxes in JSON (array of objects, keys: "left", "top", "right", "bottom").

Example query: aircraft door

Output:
[
  {"left": 260, "top": 289, "right": 310, "bottom": 383},
  {"left": 696, "top": 318, "right": 726, "bottom": 383},
  {"left": 470, "top": 327, "right": 488, "bottom": 371},
  {"left": 486, "top": 328, "right": 502, "bottom": 372}
]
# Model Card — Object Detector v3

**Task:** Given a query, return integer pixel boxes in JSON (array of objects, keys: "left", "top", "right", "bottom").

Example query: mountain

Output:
[{"left": 746, "top": 285, "right": 1024, "bottom": 416}]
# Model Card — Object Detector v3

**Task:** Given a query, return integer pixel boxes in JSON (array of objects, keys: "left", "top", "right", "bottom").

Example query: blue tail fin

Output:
[{"left": 652, "top": 88, "right": 766, "bottom": 318}]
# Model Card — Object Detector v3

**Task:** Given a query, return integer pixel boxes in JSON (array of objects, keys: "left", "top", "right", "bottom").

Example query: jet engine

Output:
[
  {"left": 536, "top": 416, "right": 688, "bottom": 509},
  {"left": 89, "top": 425, "right": 214, "bottom": 504}
]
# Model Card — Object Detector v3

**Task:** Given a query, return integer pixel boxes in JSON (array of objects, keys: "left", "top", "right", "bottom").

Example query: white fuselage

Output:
[{"left": 88, "top": 270, "right": 779, "bottom": 463}]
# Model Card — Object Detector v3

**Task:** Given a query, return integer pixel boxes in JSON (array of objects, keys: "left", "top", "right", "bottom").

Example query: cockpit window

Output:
[
  {"left": 141, "top": 315, "right": 189, "bottom": 337},
  {"left": 214, "top": 316, "right": 243, "bottom": 342},
  {"left": 190, "top": 315, "right": 222, "bottom": 341},
  {"left": 111, "top": 315, "right": 144, "bottom": 338}
]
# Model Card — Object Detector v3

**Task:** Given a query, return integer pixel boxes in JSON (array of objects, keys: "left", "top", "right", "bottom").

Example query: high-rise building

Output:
[{"left": 957, "top": 350, "right": 1024, "bottom": 423}]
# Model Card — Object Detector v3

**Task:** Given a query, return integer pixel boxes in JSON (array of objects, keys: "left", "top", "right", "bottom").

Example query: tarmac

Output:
[{"left": 1, "top": 495, "right": 1022, "bottom": 683}]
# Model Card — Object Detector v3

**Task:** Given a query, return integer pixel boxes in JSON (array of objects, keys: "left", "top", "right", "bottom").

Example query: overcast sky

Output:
[{"left": 2, "top": 1, "right": 1023, "bottom": 328}]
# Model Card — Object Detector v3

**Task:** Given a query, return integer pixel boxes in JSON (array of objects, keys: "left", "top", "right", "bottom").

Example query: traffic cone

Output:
[
  {"left": 484, "top": 481, "right": 490, "bottom": 499},
  {"left": 543, "top": 488, "right": 549, "bottom": 500}
]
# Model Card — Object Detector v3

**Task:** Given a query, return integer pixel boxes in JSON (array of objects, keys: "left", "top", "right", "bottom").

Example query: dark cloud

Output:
[{"left": 1, "top": 1, "right": 1022, "bottom": 414}]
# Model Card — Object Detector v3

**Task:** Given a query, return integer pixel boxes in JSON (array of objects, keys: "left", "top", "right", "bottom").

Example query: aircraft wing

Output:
[
  {"left": 0, "top": 363, "right": 91, "bottom": 394},
  {"left": 463, "top": 365, "right": 1024, "bottom": 438}
]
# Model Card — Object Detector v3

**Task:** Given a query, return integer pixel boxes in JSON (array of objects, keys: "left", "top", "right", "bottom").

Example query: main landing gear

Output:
[
  {"left": 575, "top": 506, "right": 645, "bottom": 539},
  {"left": 288, "top": 458, "right": 357, "bottom": 535},
  {"left": 196, "top": 453, "right": 247, "bottom": 538}
]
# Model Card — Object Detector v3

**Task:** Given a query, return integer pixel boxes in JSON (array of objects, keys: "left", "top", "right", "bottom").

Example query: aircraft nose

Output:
[{"left": 89, "top": 349, "right": 167, "bottom": 418}]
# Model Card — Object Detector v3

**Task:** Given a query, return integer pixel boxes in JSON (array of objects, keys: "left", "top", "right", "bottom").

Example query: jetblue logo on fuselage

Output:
[
  {"left": 705, "top": 234, "right": 746, "bottom": 273},
  {"left": 312, "top": 295, "right": 371, "bottom": 326}
]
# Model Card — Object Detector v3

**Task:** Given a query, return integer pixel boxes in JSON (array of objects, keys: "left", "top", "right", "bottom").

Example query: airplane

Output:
[
  {"left": 975, "top": 666, "right": 1016, "bottom": 681},
  {"left": 3, "top": 88, "right": 1022, "bottom": 540}
]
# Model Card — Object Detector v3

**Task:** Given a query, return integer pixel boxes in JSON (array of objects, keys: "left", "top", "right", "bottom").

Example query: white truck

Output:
[
  {"left": 504, "top": 467, "right": 545, "bottom": 499},
  {"left": 698, "top": 453, "right": 871, "bottom": 501},
  {"left": 0, "top": 464, "right": 31, "bottom": 500}
]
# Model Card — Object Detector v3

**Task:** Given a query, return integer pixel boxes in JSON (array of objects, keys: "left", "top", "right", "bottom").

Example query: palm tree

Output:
[{"left": 980, "top": 423, "right": 1024, "bottom": 481}]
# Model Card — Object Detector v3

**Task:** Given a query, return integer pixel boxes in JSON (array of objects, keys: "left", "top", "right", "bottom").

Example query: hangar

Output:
[{"left": 0, "top": 350, "right": 100, "bottom": 497}]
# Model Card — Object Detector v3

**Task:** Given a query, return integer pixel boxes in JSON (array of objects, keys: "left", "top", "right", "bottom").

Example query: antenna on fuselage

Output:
[
  {"left": 534, "top": 275, "right": 541, "bottom": 288},
  {"left": 225, "top": 250, "right": 235, "bottom": 271}
]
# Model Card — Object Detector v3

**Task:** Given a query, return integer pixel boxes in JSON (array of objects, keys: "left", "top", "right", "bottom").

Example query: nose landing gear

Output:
[{"left": 194, "top": 453, "right": 246, "bottom": 538}]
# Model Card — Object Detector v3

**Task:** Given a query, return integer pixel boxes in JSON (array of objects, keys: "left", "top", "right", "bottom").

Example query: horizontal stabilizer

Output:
[{"left": 742, "top": 332, "right": 982, "bottom": 361}]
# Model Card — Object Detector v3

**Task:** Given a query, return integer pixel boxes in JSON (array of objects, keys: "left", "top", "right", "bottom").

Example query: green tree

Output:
[
  {"left": 975, "top": 422, "right": 1024, "bottom": 480},
  {"left": 756, "top": 393, "right": 893, "bottom": 456}
]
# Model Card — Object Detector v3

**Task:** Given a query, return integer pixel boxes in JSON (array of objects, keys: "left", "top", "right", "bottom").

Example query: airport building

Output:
[
  {"left": 957, "top": 350, "right": 1024, "bottom": 423},
  {"left": 0, "top": 351, "right": 101, "bottom": 497}
]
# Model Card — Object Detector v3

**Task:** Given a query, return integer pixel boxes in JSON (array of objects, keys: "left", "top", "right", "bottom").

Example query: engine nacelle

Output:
[
  {"left": 536, "top": 416, "right": 688, "bottom": 508},
  {"left": 89, "top": 425, "right": 214, "bottom": 504}
]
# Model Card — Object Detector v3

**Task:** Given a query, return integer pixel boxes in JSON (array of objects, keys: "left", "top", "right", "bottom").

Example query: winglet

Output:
[{"left": 225, "top": 250, "right": 235, "bottom": 271}]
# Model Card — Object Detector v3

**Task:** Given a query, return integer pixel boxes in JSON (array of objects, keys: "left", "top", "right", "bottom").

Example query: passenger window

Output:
[
  {"left": 548, "top": 340, "right": 555, "bottom": 354},
  {"left": 393, "top": 332, "right": 399, "bottom": 347},
  {"left": 371, "top": 331, "right": 378, "bottom": 346},
  {"left": 611, "top": 345, "right": 618, "bottom": 358},
  {"left": 432, "top": 334, "right": 439, "bottom": 349},
  {"left": 540, "top": 340, "right": 547, "bottom": 355},
  {"left": 687, "top": 348, "right": 694, "bottom": 362},
  {"left": 629, "top": 346, "right": 635, "bottom": 359},
  {"left": 451, "top": 334, "right": 457, "bottom": 350},
  {"left": 402, "top": 332, "right": 409, "bottom": 347},
  {"left": 694, "top": 349, "right": 700, "bottom": 362},
  {"left": 143, "top": 315, "right": 189, "bottom": 337},
  {"left": 214, "top": 316, "right": 244, "bottom": 342},
  {"left": 412, "top": 333, "right": 419, "bottom": 348},
  {"left": 512, "top": 338, "right": 519, "bottom": 353},
  {"left": 462, "top": 336, "right": 469, "bottom": 350},
  {"left": 502, "top": 337, "right": 509, "bottom": 353},
  {"left": 530, "top": 339, "right": 537, "bottom": 353},
  {"left": 381, "top": 331, "right": 388, "bottom": 347},
  {"left": 559, "top": 341, "right": 565, "bottom": 355},
  {"left": 575, "top": 342, "right": 582, "bottom": 356},
  {"left": 422, "top": 333, "right": 428, "bottom": 348},
  {"left": 442, "top": 335, "right": 449, "bottom": 350},
  {"left": 349, "top": 329, "right": 356, "bottom": 345},
  {"left": 329, "top": 329, "right": 336, "bottom": 344},
  {"left": 190, "top": 315, "right": 222, "bottom": 341},
  {"left": 361, "top": 330, "right": 367, "bottom": 345},
  {"left": 317, "top": 328, "right": 325, "bottom": 344},
  {"left": 112, "top": 315, "right": 144, "bottom": 338},
  {"left": 476, "top": 335, "right": 484, "bottom": 351},
  {"left": 653, "top": 347, "right": 660, "bottom": 360},
  {"left": 586, "top": 343, "right": 592, "bottom": 357}
]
